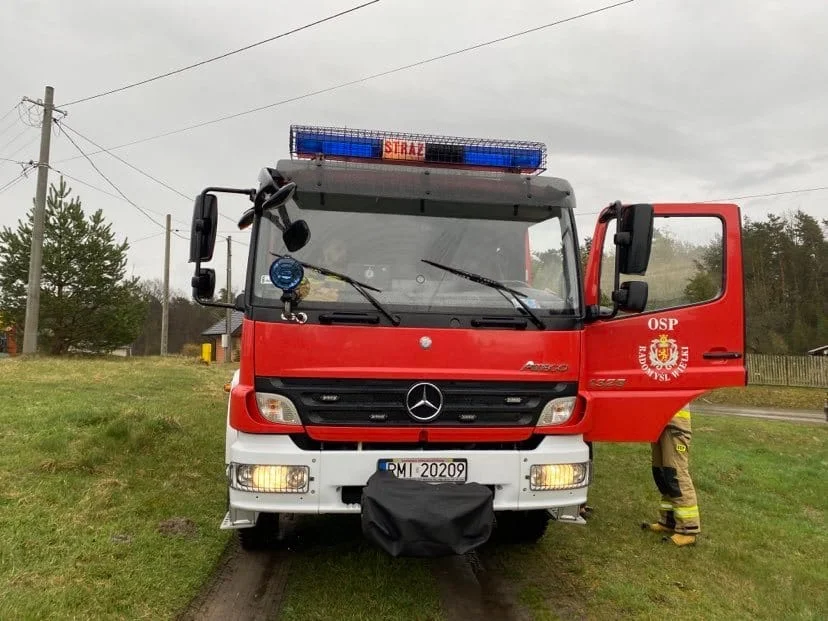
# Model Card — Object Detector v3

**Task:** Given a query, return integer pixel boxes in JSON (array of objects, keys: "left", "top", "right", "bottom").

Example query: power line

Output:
[
  {"left": 0, "top": 102, "right": 19, "bottom": 124},
  {"left": 55, "top": 121, "right": 245, "bottom": 236},
  {"left": 53, "top": 0, "right": 637, "bottom": 159},
  {"left": 700, "top": 185, "right": 828, "bottom": 204},
  {"left": 0, "top": 164, "right": 35, "bottom": 195},
  {"left": 53, "top": 124, "right": 249, "bottom": 248},
  {"left": 130, "top": 231, "right": 167, "bottom": 244},
  {"left": 59, "top": 122, "right": 192, "bottom": 201},
  {"left": 0, "top": 127, "right": 29, "bottom": 152},
  {"left": 60, "top": 0, "right": 380, "bottom": 107},
  {"left": 55, "top": 119, "right": 181, "bottom": 235},
  {"left": 575, "top": 184, "right": 828, "bottom": 218},
  {"left": 48, "top": 165, "right": 189, "bottom": 226},
  {"left": 0, "top": 118, "right": 20, "bottom": 141},
  {"left": 0, "top": 172, "right": 25, "bottom": 194},
  {"left": 1, "top": 134, "right": 39, "bottom": 162}
]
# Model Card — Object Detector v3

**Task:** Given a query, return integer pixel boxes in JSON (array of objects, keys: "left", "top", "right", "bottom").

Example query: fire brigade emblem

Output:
[
  {"left": 649, "top": 334, "right": 679, "bottom": 371},
  {"left": 638, "top": 333, "right": 690, "bottom": 382}
]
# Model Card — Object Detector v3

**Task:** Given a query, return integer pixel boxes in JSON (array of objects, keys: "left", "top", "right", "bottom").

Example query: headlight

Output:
[
  {"left": 530, "top": 463, "right": 589, "bottom": 490},
  {"left": 233, "top": 464, "right": 309, "bottom": 493},
  {"left": 255, "top": 392, "right": 300, "bottom": 424},
  {"left": 537, "top": 396, "right": 577, "bottom": 426}
]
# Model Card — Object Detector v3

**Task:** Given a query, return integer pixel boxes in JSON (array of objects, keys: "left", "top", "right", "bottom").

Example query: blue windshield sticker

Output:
[{"left": 513, "top": 297, "right": 540, "bottom": 309}]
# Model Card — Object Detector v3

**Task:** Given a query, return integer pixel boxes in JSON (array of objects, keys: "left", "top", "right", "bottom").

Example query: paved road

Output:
[{"left": 691, "top": 402, "right": 825, "bottom": 424}]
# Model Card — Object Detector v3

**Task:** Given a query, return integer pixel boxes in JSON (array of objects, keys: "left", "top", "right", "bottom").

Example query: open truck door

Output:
[{"left": 582, "top": 203, "right": 746, "bottom": 442}]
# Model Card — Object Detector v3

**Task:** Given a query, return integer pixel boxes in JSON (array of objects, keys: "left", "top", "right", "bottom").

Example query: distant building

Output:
[
  {"left": 0, "top": 324, "right": 17, "bottom": 357},
  {"left": 807, "top": 345, "right": 828, "bottom": 356},
  {"left": 202, "top": 311, "right": 244, "bottom": 363}
]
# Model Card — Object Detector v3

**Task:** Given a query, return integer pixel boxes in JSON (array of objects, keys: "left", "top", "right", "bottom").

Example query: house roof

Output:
[
  {"left": 807, "top": 345, "right": 828, "bottom": 355},
  {"left": 202, "top": 311, "right": 244, "bottom": 336}
]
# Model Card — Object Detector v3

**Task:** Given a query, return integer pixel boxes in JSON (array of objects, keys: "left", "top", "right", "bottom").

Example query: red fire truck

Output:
[{"left": 189, "top": 125, "right": 745, "bottom": 556}]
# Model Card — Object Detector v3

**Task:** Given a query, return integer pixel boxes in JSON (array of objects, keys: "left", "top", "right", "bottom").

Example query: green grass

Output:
[
  {"left": 1, "top": 358, "right": 825, "bottom": 620},
  {"left": 0, "top": 356, "right": 235, "bottom": 620},
  {"left": 495, "top": 415, "right": 827, "bottom": 619},
  {"left": 697, "top": 385, "right": 826, "bottom": 410},
  {"left": 275, "top": 417, "right": 827, "bottom": 620},
  {"left": 278, "top": 516, "right": 442, "bottom": 621}
]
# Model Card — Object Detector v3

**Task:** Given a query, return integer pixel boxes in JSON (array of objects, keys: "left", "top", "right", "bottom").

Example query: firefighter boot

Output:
[
  {"left": 663, "top": 533, "right": 697, "bottom": 547},
  {"left": 642, "top": 521, "right": 674, "bottom": 534}
]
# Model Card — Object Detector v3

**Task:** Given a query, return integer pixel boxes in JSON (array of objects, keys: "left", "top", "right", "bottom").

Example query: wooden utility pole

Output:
[
  {"left": 160, "top": 214, "right": 171, "bottom": 355},
  {"left": 22, "top": 86, "right": 57, "bottom": 354},
  {"left": 225, "top": 236, "right": 232, "bottom": 363}
]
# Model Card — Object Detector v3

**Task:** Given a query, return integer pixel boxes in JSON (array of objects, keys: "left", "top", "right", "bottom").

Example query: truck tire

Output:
[
  {"left": 494, "top": 510, "right": 550, "bottom": 544},
  {"left": 238, "top": 513, "right": 280, "bottom": 551}
]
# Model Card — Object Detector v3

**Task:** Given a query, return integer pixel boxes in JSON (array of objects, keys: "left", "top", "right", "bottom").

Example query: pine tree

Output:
[{"left": 0, "top": 178, "right": 147, "bottom": 354}]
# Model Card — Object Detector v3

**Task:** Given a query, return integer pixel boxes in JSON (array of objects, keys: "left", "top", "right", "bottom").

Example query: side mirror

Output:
[
  {"left": 191, "top": 268, "right": 216, "bottom": 300},
  {"left": 612, "top": 281, "right": 648, "bottom": 313},
  {"left": 238, "top": 208, "right": 254, "bottom": 230},
  {"left": 234, "top": 293, "right": 245, "bottom": 311},
  {"left": 262, "top": 181, "right": 297, "bottom": 212},
  {"left": 615, "top": 204, "right": 654, "bottom": 275},
  {"left": 283, "top": 220, "right": 311, "bottom": 252},
  {"left": 189, "top": 193, "right": 218, "bottom": 263}
]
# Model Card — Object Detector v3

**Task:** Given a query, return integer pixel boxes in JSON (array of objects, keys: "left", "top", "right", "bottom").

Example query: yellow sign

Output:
[{"left": 201, "top": 343, "right": 212, "bottom": 364}]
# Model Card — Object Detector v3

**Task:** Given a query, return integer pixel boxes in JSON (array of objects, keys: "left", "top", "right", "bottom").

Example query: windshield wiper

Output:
[
  {"left": 271, "top": 254, "right": 400, "bottom": 326},
  {"left": 421, "top": 259, "right": 546, "bottom": 330}
]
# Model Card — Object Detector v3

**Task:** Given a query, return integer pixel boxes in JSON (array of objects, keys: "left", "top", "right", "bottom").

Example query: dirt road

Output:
[
  {"left": 691, "top": 403, "right": 825, "bottom": 424},
  {"left": 177, "top": 514, "right": 535, "bottom": 621},
  {"left": 178, "top": 535, "right": 292, "bottom": 621}
]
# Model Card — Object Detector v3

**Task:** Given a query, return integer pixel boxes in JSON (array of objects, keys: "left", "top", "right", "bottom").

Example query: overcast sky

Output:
[{"left": 1, "top": 0, "right": 826, "bottom": 295}]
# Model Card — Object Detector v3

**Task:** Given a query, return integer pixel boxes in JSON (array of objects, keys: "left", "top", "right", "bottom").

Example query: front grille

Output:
[{"left": 255, "top": 377, "right": 577, "bottom": 427}]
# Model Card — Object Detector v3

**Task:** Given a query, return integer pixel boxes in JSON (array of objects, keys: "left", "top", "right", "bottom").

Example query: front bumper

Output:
[{"left": 223, "top": 433, "right": 589, "bottom": 528}]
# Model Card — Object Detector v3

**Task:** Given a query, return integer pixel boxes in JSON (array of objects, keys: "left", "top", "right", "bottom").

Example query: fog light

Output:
[
  {"left": 234, "top": 464, "right": 309, "bottom": 493},
  {"left": 529, "top": 463, "right": 589, "bottom": 490}
]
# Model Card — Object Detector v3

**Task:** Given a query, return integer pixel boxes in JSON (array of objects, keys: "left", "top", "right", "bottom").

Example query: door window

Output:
[{"left": 600, "top": 216, "right": 724, "bottom": 314}]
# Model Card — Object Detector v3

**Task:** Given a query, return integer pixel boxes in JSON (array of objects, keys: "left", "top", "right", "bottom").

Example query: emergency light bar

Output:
[{"left": 289, "top": 125, "right": 547, "bottom": 174}]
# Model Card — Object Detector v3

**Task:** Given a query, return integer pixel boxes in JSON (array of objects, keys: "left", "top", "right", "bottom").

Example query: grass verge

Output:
[
  {"left": 496, "top": 414, "right": 827, "bottom": 619},
  {"left": 697, "top": 385, "right": 825, "bottom": 410},
  {"left": 0, "top": 356, "right": 235, "bottom": 620},
  {"left": 2, "top": 358, "right": 824, "bottom": 620},
  {"left": 274, "top": 415, "right": 826, "bottom": 620}
]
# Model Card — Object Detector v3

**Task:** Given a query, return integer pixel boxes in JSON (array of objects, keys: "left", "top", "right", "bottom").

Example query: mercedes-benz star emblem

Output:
[{"left": 405, "top": 382, "right": 443, "bottom": 422}]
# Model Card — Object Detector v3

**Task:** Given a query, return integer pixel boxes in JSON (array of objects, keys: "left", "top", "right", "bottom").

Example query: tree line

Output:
[
  {"left": 1, "top": 179, "right": 825, "bottom": 355},
  {"left": 688, "top": 211, "right": 827, "bottom": 354},
  {"left": 0, "top": 178, "right": 226, "bottom": 355}
]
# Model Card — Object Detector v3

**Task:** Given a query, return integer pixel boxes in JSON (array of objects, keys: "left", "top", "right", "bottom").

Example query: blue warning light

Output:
[
  {"left": 290, "top": 125, "right": 546, "bottom": 174},
  {"left": 269, "top": 256, "right": 305, "bottom": 292}
]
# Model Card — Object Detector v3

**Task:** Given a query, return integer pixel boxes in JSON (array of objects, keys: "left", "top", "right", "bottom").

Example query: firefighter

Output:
[
  {"left": 299, "top": 238, "right": 349, "bottom": 302},
  {"left": 642, "top": 405, "right": 700, "bottom": 546}
]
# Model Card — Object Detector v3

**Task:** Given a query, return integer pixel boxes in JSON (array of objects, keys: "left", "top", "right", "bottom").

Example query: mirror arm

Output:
[
  {"left": 598, "top": 200, "right": 621, "bottom": 223},
  {"left": 194, "top": 298, "right": 237, "bottom": 310},
  {"left": 203, "top": 186, "right": 256, "bottom": 199}
]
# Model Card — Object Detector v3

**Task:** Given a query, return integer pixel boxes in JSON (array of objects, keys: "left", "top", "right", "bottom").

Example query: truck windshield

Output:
[{"left": 250, "top": 195, "right": 581, "bottom": 317}]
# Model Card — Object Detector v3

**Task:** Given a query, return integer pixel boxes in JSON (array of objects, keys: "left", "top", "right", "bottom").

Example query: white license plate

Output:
[{"left": 378, "top": 458, "right": 468, "bottom": 483}]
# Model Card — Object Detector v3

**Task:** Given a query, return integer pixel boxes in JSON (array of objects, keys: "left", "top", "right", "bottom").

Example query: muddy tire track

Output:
[
  {"left": 178, "top": 519, "right": 294, "bottom": 621},
  {"left": 430, "top": 549, "right": 532, "bottom": 621}
]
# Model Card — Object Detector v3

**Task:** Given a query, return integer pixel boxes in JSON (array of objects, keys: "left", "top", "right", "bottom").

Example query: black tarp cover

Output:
[{"left": 361, "top": 471, "right": 494, "bottom": 557}]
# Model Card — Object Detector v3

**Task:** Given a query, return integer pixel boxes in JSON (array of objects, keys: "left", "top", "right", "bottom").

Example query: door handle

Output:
[{"left": 703, "top": 351, "right": 742, "bottom": 360}]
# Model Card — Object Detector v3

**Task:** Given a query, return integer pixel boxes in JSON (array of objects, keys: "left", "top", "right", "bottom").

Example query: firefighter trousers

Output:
[{"left": 651, "top": 409, "right": 700, "bottom": 534}]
